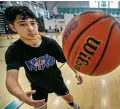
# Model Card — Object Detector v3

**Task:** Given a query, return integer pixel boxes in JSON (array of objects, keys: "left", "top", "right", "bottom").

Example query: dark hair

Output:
[{"left": 4, "top": 6, "right": 37, "bottom": 24}]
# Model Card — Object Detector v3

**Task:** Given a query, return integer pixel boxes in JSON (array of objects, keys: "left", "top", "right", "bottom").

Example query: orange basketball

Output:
[{"left": 62, "top": 10, "right": 120, "bottom": 76}]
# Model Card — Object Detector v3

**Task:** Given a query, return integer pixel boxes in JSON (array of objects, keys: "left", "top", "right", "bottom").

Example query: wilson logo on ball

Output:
[{"left": 74, "top": 36, "right": 102, "bottom": 71}]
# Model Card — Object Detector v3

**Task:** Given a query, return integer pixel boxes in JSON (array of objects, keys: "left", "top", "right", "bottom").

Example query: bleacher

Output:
[
  {"left": 57, "top": 7, "right": 120, "bottom": 15},
  {"left": 0, "top": 12, "right": 6, "bottom": 34}
]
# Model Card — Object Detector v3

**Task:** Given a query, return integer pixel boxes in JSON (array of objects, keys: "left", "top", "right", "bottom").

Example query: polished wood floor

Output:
[{"left": 0, "top": 33, "right": 120, "bottom": 109}]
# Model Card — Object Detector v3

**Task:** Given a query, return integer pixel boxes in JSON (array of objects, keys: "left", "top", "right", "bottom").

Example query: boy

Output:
[
  {"left": 4, "top": 6, "right": 83, "bottom": 109},
  {"left": 5, "top": 24, "right": 13, "bottom": 39}
]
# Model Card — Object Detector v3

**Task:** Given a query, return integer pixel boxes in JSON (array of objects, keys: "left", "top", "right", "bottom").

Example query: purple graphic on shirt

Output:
[{"left": 25, "top": 54, "right": 55, "bottom": 71}]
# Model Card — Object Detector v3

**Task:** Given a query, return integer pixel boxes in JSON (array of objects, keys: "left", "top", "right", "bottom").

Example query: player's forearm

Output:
[{"left": 6, "top": 77, "right": 25, "bottom": 101}]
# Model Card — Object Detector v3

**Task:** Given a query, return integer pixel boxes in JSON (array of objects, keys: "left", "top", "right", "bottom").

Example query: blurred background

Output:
[{"left": 0, "top": 1, "right": 120, "bottom": 35}]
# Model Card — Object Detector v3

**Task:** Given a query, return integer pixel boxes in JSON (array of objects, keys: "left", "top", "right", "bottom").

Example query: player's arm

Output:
[
  {"left": 52, "top": 40, "right": 66, "bottom": 63},
  {"left": 51, "top": 40, "right": 83, "bottom": 84},
  {"left": 5, "top": 47, "right": 24, "bottom": 99},
  {"left": 6, "top": 69, "right": 45, "bottom": 107},
  {"left": 6, "top": 69, "right": 25, "bottom": 100},
  {"left": 5, "top": 47, "right": 45, "bottom": 107}
]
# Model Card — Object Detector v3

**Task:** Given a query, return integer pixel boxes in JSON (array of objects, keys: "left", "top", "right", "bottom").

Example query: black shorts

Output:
[{"left": 31, "top": 77, "right": 69, "bottom": 103}]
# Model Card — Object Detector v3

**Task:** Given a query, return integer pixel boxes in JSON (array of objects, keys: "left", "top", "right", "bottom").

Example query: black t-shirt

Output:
[{"left": 5, "top": 36, "right": 66, "bottom": 91}]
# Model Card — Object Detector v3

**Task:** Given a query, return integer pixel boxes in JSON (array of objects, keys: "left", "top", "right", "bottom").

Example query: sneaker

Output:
[{"left": 73, "top": 102, "right": 80, "bottom": 109}]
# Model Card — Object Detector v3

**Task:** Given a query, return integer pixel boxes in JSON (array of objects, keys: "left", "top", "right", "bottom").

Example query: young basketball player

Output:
[
  {"left": 55, "top": 25, "right": 59, "bottom": 39},
  {"left": 5, "top": 24, "right": 13, "bottom": 39},
  {"left": 4, "top": 6, "right": 83, "bottom": 109}
]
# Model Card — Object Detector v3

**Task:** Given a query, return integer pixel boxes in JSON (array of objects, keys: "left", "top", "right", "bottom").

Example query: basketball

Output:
[{"left": 62, "top": 10, "right": 120, "bottom": 76}]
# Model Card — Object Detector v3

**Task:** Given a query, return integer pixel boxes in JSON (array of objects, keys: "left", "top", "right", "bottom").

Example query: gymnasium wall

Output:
[
  {"left": 119, "top": 1, "right": 120, "bottom": 8},
  {"left": 0, "top": 1, "right": 120, "bottom": 34},
  {"left": 89, "top": 0, "right": 118, "bottom": 8}
]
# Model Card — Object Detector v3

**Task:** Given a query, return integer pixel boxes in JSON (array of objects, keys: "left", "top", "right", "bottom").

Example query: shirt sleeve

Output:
[
  {"left": 5, "top": 46, "right": 21, "bottom": 71},
  {"left": 51, "top": 39, "right": 66, "bottom": 63}
]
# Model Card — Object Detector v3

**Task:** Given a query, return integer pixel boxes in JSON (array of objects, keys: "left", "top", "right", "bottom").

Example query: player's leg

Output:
[
  {"left": 7, "top": 34, "right": 9, "bottom": 39},
  {"left": 62, "top": 92, "right": 80, "bottom": 109},
  {"left": 31, "top": 84, "right": 48, "bottom": 109},
  {"left": 54, "top": 76, "right": 80, "bottom": 109},
  {"left": 10, "top": 34, "right": 13, "bottom": 39}
]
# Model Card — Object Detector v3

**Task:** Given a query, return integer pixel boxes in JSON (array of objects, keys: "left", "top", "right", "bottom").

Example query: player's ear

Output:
[{"left": 9, "top": 24, "right": 17, "bottom": 32}]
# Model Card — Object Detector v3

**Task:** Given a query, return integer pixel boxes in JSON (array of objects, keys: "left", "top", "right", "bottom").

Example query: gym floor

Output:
[{"left": 0, "top": 33, "right": 120, "bottom": 109}]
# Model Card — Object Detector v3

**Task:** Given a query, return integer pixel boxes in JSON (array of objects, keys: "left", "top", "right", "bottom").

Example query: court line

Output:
[
  {"left": 0, "top": 60, "right": 4, "bottom": 63},
  {"left": 3, "top": 99, "right": 23, "bottom": 109},
  {"left": 0, "top": 46, "right": 8, "bottom": 48}
]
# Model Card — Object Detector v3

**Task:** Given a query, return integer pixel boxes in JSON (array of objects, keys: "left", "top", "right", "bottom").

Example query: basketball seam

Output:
[
  {"left": 63, "top": 11, "right": 105, "bottom": 44},
  {"left": 110, "top": 15, "right": 120, "bottom": 28},
  {"left": 68, "top": 15, "right": 111, "bottom": 62},
  {"left": 89, "top": 22, "right": 116, "bottom": 75},
  {"left": 79, "top": 11, "right": 104, "bottom": 16}
]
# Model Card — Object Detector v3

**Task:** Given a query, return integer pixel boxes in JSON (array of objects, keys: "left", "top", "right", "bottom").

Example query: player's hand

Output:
[
  {"left": 75, "top": 72, "right": 83, "bottom": 84},
  {"left": 23, "top": 90, "right": 45, "bottom": 108}
]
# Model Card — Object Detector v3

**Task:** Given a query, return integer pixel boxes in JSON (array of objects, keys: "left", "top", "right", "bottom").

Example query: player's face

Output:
[{"left": 9, "top": 16, "right": 39, "bottom": 40}]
